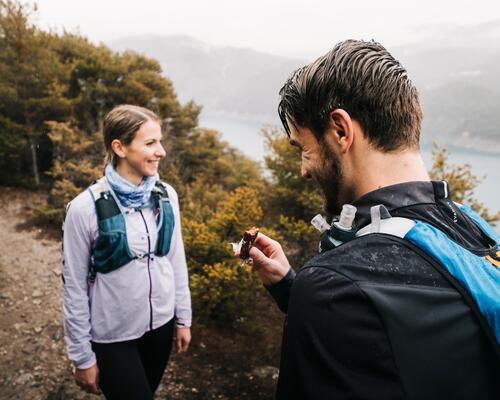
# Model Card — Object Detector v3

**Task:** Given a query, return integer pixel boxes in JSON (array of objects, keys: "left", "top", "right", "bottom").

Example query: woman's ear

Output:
[
  {"left": 326, "top": 109, "right": 354, "bottom": 154},
  {"left": 111, "top": 139, "right": 126, "bottom": 160}
]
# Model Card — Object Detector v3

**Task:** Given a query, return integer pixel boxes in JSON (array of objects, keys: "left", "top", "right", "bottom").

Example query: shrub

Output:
[{"left": 190, "top": 262, "right": 262, "bottom": 328}]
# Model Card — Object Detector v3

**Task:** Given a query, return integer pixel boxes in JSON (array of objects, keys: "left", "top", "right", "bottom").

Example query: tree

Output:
[
  {"left": 59, "top": 36, "right": 188, "bottom": 135},
  {"left": 429, "top": 145, "right": 500, "bottom": 224},
  {"left": 32, "top": 121, "right": 102, "bottom": 224},
  {"left": 0, "top": 1, "right": 71, "bottom": 186}
]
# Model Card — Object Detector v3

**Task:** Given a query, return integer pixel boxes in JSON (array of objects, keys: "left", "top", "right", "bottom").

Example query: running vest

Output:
[
  {"left": 88, "top": 177, "right": 175, "bottom": 277},
  {"left": 320, "top": 190, "right": 500, "bottom": 350}
]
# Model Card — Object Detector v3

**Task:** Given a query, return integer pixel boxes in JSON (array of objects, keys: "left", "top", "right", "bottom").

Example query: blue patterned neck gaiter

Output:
[{"left": 104, "top": 164, "right": 157, "bottom": 209}]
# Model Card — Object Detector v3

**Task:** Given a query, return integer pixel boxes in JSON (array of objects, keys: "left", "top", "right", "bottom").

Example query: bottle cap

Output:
[
  {"left": 311, "top": 214, "right": 331, "bottom": 233},
  {"left": 337, "top": 204, "right": 357, "bottom": 230}
]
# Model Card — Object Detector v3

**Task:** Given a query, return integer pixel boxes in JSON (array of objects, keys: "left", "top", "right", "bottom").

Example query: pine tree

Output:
[{"left": 0, "top": 1, "right": 71, "bottom": 186}]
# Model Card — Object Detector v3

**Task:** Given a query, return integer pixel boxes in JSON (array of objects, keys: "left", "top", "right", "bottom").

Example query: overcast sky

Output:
[{"left": 32, "top": 0, "right": 500, "bottom": 58}]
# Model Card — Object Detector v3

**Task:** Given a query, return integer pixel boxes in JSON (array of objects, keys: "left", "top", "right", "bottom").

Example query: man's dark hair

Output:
[{"left": 278, "top": 40, "right": 422, "bottom": 151}]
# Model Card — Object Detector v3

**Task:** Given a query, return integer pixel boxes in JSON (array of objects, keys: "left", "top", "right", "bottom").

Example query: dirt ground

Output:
[{"left": 0, "top": 188, "right": 284, "bottom": 400}]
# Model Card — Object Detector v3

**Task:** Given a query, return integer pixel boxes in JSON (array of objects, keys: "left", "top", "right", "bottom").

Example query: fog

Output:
[{"left": 33, "top": 0, "right": 500, "bottom": 58}]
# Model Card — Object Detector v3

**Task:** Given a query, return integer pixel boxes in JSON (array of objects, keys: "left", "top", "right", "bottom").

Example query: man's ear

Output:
[
  {"left": 111, "top": 139, "right": 126, "bottom": 160},
  {"left": 326, "top": 109, "right": 354, "bottom": 154}
]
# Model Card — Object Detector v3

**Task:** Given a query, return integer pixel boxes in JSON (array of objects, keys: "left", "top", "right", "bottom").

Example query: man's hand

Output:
[
  {"left": 175, "top": 327, "right": 191, "bottom": 353},
  {"left": 74, "top": 364, "right": 100, "bottom": 394},
  {"left": 248, "top": 232, "right": 291, "bottom": 286}
]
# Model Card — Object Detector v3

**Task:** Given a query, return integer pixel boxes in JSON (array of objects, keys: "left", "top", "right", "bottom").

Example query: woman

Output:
[{"left": 62, "top": 105, "right": 192, "bottom": 399}]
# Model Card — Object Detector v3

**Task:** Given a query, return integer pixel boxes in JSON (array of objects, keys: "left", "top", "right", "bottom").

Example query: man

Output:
[{"left": 247, "top": 40, "right": 500, "bottom": 399}]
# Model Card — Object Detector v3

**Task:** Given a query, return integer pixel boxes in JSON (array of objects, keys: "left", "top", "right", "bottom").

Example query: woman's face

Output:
[{"left": 117, "top": 120, "right": 166, "bottom": 181}]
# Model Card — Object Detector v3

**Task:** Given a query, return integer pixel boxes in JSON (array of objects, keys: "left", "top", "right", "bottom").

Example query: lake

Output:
[{"left": 200, "top": 113, "right": 500, "bottom": 220}]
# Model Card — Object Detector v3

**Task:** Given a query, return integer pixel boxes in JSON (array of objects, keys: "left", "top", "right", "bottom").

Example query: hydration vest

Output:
[
  {"left": 88, "top": 177, "right": 175, "bottom": 278},
  {"left": 320, "top": 194, "right": 500, "bottom": 352}
]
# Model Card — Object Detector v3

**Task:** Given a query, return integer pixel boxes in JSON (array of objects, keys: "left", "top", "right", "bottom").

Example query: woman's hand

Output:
[
  {"left": 175, "top": 327, "right": 191, "bottom": 353},
  {"left": 74, "top": 364, "right": 100, "bottom": 394}
]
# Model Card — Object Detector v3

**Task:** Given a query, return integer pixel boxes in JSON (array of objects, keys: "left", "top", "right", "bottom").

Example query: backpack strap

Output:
[
  {"left": 403, "top": 234, "right": 500, "bottom": 358},
  {"left": 151, "top": 180, "right": 170, "bottom": 228},
  {"left": 356, "top": 205, "right": 415, "bottom": 238},
  {"left": 87, "top": 178, "right": 122, "bottom": 281},
  {"left": 151, "top": 181, "right": 175, "bottom": 257},
  {"left": 152, "top": 180, "right": 170, "bottom": 202},
  {"left": 88, "top": 177, "right": 120, "bottom": 221},
  {"left": 357, "top": 204, "right": 500, "bottom": 356}
]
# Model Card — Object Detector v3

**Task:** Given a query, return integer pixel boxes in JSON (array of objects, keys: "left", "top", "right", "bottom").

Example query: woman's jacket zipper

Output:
[{"left": 139, "top": 209, "right": 153, "bottom": 330}]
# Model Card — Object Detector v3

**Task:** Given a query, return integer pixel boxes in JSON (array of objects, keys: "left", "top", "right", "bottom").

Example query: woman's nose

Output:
[{"left": 156, "top": 143, "right": 166, "bottom": 158}]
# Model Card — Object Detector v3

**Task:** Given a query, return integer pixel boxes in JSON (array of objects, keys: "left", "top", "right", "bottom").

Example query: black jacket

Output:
[{"left": 268, "top": 181, "right": 500, "bottom": 400}]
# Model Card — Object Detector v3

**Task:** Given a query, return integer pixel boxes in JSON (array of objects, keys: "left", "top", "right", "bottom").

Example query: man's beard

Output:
[{"left": 315, "top": 143, "right": 344, "bottom": 217}]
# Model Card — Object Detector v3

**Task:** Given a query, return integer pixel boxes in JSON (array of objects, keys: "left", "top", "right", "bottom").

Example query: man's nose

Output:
[{"left": 301, "top": 165, "right": 312, "bottom": 179}]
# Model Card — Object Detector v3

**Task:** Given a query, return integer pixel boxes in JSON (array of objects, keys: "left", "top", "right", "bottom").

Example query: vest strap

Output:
[{"left": 356, "top": 206, "right": 415, "bottom": 238}]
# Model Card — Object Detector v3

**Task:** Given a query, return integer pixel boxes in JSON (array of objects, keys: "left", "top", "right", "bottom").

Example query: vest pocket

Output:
[
  {"left": 155, "top": 201, "right": 175, "bottom": 257},
  {"left": 93, "top": 215, "right": 134, "bottom": 273}
]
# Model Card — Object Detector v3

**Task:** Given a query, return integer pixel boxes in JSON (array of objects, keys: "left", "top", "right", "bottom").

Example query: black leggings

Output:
[{"left": 92, "top": 319, "right": 175, "bottom": 400}]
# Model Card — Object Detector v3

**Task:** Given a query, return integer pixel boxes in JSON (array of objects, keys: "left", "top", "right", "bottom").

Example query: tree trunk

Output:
[{"left": 28, "top": 136, "right": 40, "bottom": 186}]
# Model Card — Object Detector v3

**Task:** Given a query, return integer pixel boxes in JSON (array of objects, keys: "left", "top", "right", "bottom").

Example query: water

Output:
[
  {"left": 200, "top": 112, "right": 272, "bottom": 161},
  {"left": 421, "top": 145, "right": 500, "bottom": 217},
  {"left": 200, "top": 113, "right": 500, "bottom": 218}
]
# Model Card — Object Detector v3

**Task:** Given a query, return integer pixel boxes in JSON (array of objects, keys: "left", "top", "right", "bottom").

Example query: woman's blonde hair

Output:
[{"left": 103, "top": 104, "right": 161, "bottom": 166}]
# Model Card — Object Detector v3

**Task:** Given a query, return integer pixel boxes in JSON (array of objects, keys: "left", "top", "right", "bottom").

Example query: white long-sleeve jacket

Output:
[{"left": 62, "top": 182, "right": 191, "bottom": 369}]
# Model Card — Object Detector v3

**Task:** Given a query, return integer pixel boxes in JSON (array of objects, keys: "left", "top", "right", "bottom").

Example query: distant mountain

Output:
[
  {"left": 110, "top": 35, "right": 304, "bottom": 120},
  {"left": 392, "top": 21, "right": 500, "bottom": 150},
  {"left": 109, "top": 25, "right": 500, "bottom": 152}
]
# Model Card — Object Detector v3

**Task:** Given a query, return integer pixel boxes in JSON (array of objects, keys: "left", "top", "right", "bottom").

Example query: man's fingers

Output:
[
  {"left": 248, "top": 246, "right": 269, "bottom": 267},
  {"left": 252, "top": 232, "right": 274, "bottom": 249},
  {"left": 253, "top": 234, "right": 284, "bottom": 257}
]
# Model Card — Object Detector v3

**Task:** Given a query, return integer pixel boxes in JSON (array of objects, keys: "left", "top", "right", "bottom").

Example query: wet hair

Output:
[
  {"left": 278, "top": 40, "right": 422, "bottom": 151},
  {"left": 102, "top": 104, "right": 161, "bottom": 166}
]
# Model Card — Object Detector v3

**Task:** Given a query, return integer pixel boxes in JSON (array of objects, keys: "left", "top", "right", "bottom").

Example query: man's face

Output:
[{"left": 289, "top": 124, "right": 344, "bottom": 216}]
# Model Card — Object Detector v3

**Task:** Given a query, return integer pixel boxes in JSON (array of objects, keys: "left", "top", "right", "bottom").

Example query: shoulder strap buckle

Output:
[{"left": 88, "top": 177, "right": 110, "bottom": 201}]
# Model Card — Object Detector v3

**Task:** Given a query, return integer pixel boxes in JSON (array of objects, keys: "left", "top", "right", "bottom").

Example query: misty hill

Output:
[
  {"left": 110, "top": 26, "right": 500, "bottom": 152},
  {"left": 111, "top": 35, "right": 303, "bottom": 121},
  {"left": 393, "top": 21, "right": 500, "bottom": 150}
]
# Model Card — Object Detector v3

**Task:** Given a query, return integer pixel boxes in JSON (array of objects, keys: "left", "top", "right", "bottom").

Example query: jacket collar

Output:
[{"left": 351, "top": 181, "right": 447, "bottom": 229}]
